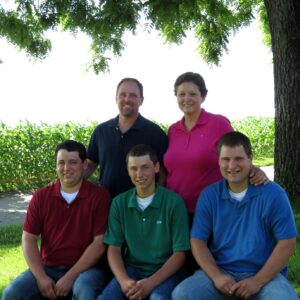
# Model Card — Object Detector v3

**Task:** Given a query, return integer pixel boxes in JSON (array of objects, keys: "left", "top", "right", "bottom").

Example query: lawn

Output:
[{"left": 0, "top": 211, "right": 299, "bottom": 298}]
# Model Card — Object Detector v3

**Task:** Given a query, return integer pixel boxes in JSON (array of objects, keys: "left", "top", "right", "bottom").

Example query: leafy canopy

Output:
[{"left": 0, "top": 0, "right": 269, "bottom": 73}]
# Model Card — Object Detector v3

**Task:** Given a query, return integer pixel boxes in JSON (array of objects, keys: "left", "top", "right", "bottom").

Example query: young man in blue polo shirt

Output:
[
  {"left": 97, "top": 144, "right": 190, "bottom": 300},
  {"left": 85, "top": 78, "right": 168, "bottom": 198},
  {"left": 172, "top": 131, "right": 298, "bottom": 300}
]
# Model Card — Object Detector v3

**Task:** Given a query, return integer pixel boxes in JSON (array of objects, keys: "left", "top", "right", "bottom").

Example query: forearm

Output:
[
  {"left": 22, "top": 231, "right": 47, "bottom": 279},
  {"left": 65, "top": 235, "right": 106, "bottom": 280},
  {"left": 83, "top": 159, "right": 98, "bottom": 179},
  {"left": 158, "top": 166, "right": 167, "bottom": 186},
  {"left": 253, "top": 238, "right": 296, "bottom": 286},
  {"left": 147, "top": 251, "right": 186, "bottom": 287},
  {"left": 107, "top": 246, "right": 130, "bottom": 283},
  {"left": 191, "top": 238, "right": 223, "bottom": 279}
]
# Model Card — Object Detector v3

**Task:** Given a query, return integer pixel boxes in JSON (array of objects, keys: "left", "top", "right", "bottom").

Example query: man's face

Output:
[
  {"left": 116, "top": 81, "right": 143, "bottom": 118},
  {"left": 127, "top": 154, "right": 159, "bottom": 197},
  {"left": 218, "top": 145, "right": 252, "bottom": 192},
  {"left": 56, "top": 150, "right": 86, "bottom": 189}
]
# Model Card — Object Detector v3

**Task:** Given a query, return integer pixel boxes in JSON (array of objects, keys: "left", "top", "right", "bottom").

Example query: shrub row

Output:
[{"left": 0, "top": 117, "right": 274, "bottom": 192}]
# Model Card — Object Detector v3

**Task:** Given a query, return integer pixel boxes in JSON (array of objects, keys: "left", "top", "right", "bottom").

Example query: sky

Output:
[{"left": 0, "top": 19, "right": 274, "bottom": 126}]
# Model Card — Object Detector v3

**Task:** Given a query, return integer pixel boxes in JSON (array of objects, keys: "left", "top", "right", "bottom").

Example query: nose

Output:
[
  {"left": 63, "top": 163, "right": 71, "bottom": 170},
  {"left": 136, "top": 168, "right": 143, "bottom": 178},
  {"left": 228, "top": 160, "right": 237, "bottom": 169}
]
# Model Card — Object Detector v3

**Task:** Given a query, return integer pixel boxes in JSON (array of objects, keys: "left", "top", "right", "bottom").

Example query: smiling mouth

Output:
[{"left": 135, "top": 179, "right": 147, "bottom": 184}]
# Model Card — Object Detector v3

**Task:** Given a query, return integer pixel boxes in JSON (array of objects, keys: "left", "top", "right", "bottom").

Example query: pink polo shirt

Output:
[{"left": 164, "top": 109, "right": 233, "bottom": 213}]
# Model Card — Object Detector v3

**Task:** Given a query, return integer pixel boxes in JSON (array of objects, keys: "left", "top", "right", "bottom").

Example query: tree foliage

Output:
[
  {"left": 1, "top": 0, "right": 264, "bottom": 73},
  {"left": 1, "top": 0, "right": 299, "bottom": 205}
]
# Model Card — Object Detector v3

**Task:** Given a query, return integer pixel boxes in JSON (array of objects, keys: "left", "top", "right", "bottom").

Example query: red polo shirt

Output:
[{"left": 24, "top": 179, "right": 111, "bottom": 266}]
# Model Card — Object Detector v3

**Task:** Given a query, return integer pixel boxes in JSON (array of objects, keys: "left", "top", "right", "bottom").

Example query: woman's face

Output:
[{"left": 176, "top": 81, "right": 205, "bottom": 116}]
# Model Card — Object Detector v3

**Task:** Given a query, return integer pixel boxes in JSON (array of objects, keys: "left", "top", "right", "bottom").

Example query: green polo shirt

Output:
[{"left": 104, "top": 185, "right": 190, "bottom": 276}]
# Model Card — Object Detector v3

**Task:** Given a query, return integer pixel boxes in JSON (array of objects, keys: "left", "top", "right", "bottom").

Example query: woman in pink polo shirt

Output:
[{"left": 164, "top": 72, "right": 266, "bottom": 222}]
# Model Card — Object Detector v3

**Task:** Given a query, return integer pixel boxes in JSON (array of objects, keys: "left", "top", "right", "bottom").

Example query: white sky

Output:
[{"left": 0, "top": 19, "right": 274, "bottom": 126}]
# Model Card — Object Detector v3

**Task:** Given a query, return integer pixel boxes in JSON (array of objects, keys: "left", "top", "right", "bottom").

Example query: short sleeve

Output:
[{"left": 103, "top": 197, "right": 124, "bottom": 246}]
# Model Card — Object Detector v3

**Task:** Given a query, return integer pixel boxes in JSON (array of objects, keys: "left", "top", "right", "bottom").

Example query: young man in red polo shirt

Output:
[{"left": 2, "top": 140, "right": 111, "bottom": 300}]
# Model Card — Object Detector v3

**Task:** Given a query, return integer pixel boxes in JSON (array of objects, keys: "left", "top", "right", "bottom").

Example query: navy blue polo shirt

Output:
[{"left": 87, "top": 114, "right": 168, "bottom": 198}]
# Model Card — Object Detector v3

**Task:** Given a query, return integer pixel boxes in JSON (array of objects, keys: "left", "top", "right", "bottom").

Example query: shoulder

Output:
[
  {"left": 167, "top": 120, "right": 182, "bottom": 136},
  {"left": 111, "top": 188, "right": 134, "bottom": 206},
  {"left": 27, "top": 184, "right": 57, "bottom": 211},
  {"left": 80, "top": 180, "right": 112, "bottom": 203},
  {"left": 156, "top": 185, "right": 186, "bottom": 206},
  {"left": 92, "top": 117, "right": 117, "bottom": 133},
  {"left": 31, "top": 184, "right": 55, "bottom": 200},
  {"left": 202, "top": 110, "right": 231, "bottom": 126},
  {"left": 254, "top": 181, "right": 289, "bottom": 203},
  {"left": 200, "top": 180, "right": 225, "bottom": 204},
  {"left": 138, "top": 115, "right": 166, "bottom": 133},
  {"left": 84, "top": 180, "right": 110, "bottom": 194}
]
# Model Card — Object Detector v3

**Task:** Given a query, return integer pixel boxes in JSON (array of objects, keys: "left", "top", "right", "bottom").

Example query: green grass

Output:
[
  {"left": 253, "top": 157, "right": 274, "bottom": 167},
  {"left": 0, "top": 225, "right": 27, "bottom": 296},
  {"left": 0, "top": 213, "right": 299, "bottom": 298}
]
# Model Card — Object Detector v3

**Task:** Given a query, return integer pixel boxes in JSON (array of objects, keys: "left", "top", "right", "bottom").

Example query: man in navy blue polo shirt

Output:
[{"left": 85, "top": 78, "right": 168, "bottom": 197}]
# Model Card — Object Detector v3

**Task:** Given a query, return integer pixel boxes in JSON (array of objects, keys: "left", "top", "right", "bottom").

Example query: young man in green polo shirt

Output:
[{"left": 97, "top": 144, "right": 190, "bottom": 300}]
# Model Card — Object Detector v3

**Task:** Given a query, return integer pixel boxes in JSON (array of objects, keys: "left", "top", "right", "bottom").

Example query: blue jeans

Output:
[
  {"left": 1, "top": 266, "right": 106, "bottom": 300},
  {"left": 172, "top": 269, "right": 298, "bottom": 300},
  {"left": 98, "top": 265, "right": 186, "bottom": 300}
]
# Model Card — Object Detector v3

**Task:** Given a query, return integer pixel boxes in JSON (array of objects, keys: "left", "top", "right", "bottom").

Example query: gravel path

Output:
[
  {"left": 0, "top": 192, "right": 32, "bottom": 226},
  {"left": 0, "top": 166, "right": 274, "bottom": 227}
]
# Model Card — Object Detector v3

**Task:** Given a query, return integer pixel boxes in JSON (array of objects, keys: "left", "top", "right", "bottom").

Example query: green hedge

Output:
[
  {"left": 232, "top": 117, "right": 275, "bottom": 159},
  {"left": 0, "top": 121, "right": 97, "bottom": 192},
  {"left": 0, "top": 117, "right": 274, "bottom": 192}
]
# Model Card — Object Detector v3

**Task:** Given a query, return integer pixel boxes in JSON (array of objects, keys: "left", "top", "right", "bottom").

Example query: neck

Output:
[
  {"left": 118, "top": 114, "right": 139, "bottom": 133},
  {"left": 228, "top": 181, "right": 249, "bottom": 193},
  {"left": 60, "top": 180, "right": 82, "bottom": 194},
  {"left": 136, "top": 184, "right": 156, "bottom": 198},
  {"left": 184, "top": 110, "right": 201, "bottom": 131}
]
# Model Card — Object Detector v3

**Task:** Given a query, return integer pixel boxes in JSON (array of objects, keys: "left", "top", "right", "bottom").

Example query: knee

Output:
[
  {"left": 2, "top": 284, "right": 19, "bottom": 300},
  {"left": 72, "top": 280, "right": 93, "bottom": 300},
  {"left": 172, "top": 283, "right": 187, "bottom": 300},
  {"left": 72, "top": 276, "right": 104, "bottom": 300}
]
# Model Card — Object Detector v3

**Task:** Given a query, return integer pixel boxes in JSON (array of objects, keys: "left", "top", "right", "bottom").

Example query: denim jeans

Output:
[
  {"left": 98, "top": 265, "right": 186, "bottom": 300},
  {"left": 1, "top": 266, "right": 105, "bottom": 300},
  {"left": 171, "top": 269, "right": 298, "bottom": 300}
]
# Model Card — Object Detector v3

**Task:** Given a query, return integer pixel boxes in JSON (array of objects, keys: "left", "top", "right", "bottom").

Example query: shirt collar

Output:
[
  {"left": 54, "top": 178, "right": 88, "bottom": 200},
  {"left": 127, "top": 185, "right": 163, "bottom": 209},
  {"left": 179, "top": 108, "right": 209, "bottom": 130},
  {"left": 109, "top": 114, "right": 144, "bottom": 131},
  {"left": 220, "top": 179, "right": 259, "bottom": 206}
]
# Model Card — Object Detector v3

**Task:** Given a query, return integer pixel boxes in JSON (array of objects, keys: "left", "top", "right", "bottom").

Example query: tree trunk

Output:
[{"left": 264, "top": 0, "right": 300, "bottom": 208}]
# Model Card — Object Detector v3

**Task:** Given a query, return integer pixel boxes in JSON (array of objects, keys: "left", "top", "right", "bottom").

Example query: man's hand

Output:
[
  {"left": 230, "top": 277, "right": 263, "bottom": 299},
  {"left": 119, "top": 278, "right": 138, "bottom": 298},
  {"left": 54, "top": 273, "right": 75, "bottom": 298},
  {"left": 249, "top": 166, "right": 269, "bottom": 185},
  {"left": 213, "top": 273, "right": 237, "bottom": 296},
  {"left": 127, "top": 277, "right": 155, "bottom": 299},
  {"left": 36, "top": 274, "right": 57, "bottom": 299}
]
